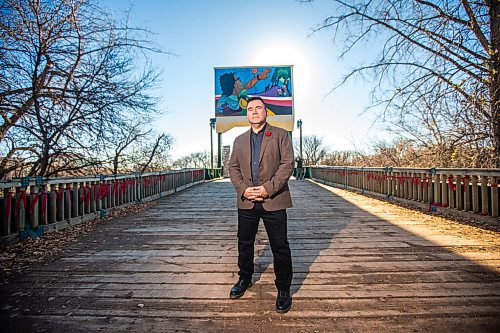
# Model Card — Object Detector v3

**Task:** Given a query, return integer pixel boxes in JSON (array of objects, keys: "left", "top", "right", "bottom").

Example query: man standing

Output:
[{"left": 227, "top": 96, "right": 294, "bottom": 314}]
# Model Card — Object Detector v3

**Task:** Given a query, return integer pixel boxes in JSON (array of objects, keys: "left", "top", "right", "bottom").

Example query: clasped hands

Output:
[{"left": 243, "top": 186, "right": 269, "bottom": 202}]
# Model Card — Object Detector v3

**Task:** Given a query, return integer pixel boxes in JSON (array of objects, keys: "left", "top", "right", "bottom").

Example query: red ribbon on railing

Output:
[
  {"left": 79, "top": 187, "right": 92, "bottom": 205},
  {"left": 55, "top": 189, "right": 65, "bottom": 202},
  {"left": 100, "top": 183, "right": 110, "bottom": 199},
  {"left": 324, "top": 169, "right": 360, "bottom": 177},
  {"left": 80, "top": 187, "right": 86, "bottom": 203},
  {"left": 67, "top": 188, "right": 73, "bottom": 203},
  {"left": 41, "top": 193, "right": 48, "bottom": 221},
  {"left": 4, "top": 192, "right": 13, "bottom": 221},
  {"left": 29, "top": 193, "right": 39, "bottom": 214},
  {"left": 447, "top": 176, "right": 456, "bottom": 191},
  {"left": 14, "top": 191, "right": 27, "bottom": 217},
  {"left": 85, "top": 186, "right": 91, "bottom": 205},
  {"left": 368, "top": 173, "right": 387, "bottom": 182},
  {"left": 121, "top": 181, "right": 132, "bottom": 196}
]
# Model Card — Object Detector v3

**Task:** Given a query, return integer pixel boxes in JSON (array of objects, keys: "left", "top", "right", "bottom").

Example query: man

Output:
[
  {"left": 295, "top": 156, "right": 304, "bottom": 180},
  {"left": 227, "top": 96, "right": 294, "bottom": 314}
]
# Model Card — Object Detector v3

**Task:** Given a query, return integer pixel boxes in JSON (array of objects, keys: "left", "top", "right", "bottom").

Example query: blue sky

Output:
[{"left": 103, "top": 0, "right": 391, "bottom": 160}]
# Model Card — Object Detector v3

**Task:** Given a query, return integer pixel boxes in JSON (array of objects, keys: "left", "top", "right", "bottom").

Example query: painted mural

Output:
[{"left": 215, "top": 66, "right": 293, "bottom": 117}]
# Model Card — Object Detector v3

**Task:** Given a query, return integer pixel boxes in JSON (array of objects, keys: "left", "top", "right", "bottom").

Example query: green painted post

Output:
[
  {"left": 210, "top": 118, "right": 216, "bottom": 176},
  {"left": 217, "top": 133, "right": 222, "bottom": 170}
]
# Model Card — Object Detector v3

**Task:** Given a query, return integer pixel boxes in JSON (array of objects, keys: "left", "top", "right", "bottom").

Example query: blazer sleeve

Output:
[
  {"left": 262, "top": 131, "right": 294, "bottom": 198},
  {"left": 228, "top": 139, "right": 248, "bottom": 200}
]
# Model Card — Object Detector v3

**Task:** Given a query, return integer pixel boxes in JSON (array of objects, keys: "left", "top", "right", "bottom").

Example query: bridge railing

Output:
[
  {"left": 205, "top": 168, "right": 223, "bottom": 180},
  {"left": 310, "top": 166, "right": 499, "bottom": 219},
  {"left": 0, "top": 169, "right": 205, "bottom": 243}
]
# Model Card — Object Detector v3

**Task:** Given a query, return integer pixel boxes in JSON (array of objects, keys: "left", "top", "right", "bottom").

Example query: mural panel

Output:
[{"left": 214, "top": 66, "right": 294, "bottom": 133}]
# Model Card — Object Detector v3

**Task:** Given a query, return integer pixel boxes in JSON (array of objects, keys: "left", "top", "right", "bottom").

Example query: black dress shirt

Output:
[{"left": 250, "top": 124, "right": 267, "bottom": 186}]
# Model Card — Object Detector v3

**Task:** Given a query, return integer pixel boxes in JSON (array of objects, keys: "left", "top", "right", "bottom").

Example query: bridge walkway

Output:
[{"left": 1, "top": 179, "right": 499, "bottom": 332}]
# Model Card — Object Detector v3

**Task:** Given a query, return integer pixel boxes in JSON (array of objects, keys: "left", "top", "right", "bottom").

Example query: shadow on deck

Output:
[{"left": 1, "top": 179, "right": 499, "bottom": 332}]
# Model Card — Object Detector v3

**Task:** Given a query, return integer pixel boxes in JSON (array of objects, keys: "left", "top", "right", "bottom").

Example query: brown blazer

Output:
[{"left": 228, "top": 123, "right": 294, "bottom": 211}]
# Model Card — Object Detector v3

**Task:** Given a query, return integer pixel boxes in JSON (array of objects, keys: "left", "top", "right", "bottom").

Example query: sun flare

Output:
[{"left": 250, "top": 43, "right": 311, "bottom": 98}]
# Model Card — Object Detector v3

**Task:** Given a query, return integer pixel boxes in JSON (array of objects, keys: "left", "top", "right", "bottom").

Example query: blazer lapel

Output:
[
  {"left": 242, "top": 129, "right": 251, "bottom": 168},
  {"left": 259, "top": 123, "right": 271, "bottom": 163}
]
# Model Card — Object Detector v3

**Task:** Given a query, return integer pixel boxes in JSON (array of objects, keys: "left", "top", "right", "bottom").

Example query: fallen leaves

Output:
[{"left": 0, "top": 200, "right": 159, "bottom": 283}]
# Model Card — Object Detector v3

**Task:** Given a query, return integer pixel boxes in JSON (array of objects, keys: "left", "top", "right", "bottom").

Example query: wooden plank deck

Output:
[{"left": 1, "top": 179, "right": 499, "bottom": 332}]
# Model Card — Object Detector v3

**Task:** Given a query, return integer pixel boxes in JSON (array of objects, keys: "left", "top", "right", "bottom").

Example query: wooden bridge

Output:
[{"left": 1, "top": 175, "right": 499, "bottom": 332}]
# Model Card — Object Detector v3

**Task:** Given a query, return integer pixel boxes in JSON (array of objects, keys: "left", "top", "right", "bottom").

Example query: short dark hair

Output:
[
  {"left": 246, "top": 96, "right": 266, "bottom": 108},
  {"left": 220, "top": 73, "right": 236, "bottom": 96}
]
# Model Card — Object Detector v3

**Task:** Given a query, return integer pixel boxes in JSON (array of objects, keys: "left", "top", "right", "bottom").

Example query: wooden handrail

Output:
[
  {"left": 0, "top": 169, "right": 206, "bottom": 243},
  {"left": 310, "top": 166, "right": 499, "bottom": 219}
]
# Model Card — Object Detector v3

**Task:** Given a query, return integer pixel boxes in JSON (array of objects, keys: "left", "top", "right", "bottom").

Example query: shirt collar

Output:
[{"left": 251, "top": 123, "right": 267, "bottom": 135}]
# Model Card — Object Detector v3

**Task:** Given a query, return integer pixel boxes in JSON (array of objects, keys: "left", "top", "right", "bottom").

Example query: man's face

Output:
[{"left": 246, "top": 99, "right": 267, "bottom": 126}]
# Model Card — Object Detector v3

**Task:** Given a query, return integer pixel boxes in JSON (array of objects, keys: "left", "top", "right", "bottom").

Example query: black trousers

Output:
[{"left": 237, "top": 202, "right": 293, "bottom": 290}]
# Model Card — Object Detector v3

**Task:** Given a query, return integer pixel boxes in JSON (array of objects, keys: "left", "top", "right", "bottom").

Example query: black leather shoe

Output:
[
  {"left": 276, "top": 288, "right": 292, "bottom": 313},
  {"left": 229, "top": 279, "right": 253, "bottom": 299}
]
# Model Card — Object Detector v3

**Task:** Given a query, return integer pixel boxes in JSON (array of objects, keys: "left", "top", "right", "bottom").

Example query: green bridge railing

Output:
[
  {"left": 0, "top": 169, "right": 208, "bottom": 243},
  {"left": 310, "top": 166, "right": 499, "bottom": 219}
]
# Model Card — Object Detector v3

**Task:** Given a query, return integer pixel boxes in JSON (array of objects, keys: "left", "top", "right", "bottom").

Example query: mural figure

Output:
[
  {"left": 217, "top": 69, "right": 271, "bottom": 114},
  {"left": 215, "top": 66, "right": 293, "bottom": 117}
]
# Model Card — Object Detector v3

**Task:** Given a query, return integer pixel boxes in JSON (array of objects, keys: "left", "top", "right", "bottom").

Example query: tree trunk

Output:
[
  {"left": 113, "top": 155, "right": 119, "bottom": 174},
  {"left": 140, "top": 134, "right": 164, "bottom": 173},
  {"left": 490, "top": 0, "right": 500, "bottom": 167}
]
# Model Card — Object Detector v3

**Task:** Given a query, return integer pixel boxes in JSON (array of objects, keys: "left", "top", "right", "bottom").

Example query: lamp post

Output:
[
  {"left": 218, "top": 133, "right": 222, "bottom": 170},
  {"left": 296, "top": 119, "right": 303, "bottom": 160},
  {"left": 210, "top": 118, "right": 216, "bottom": 172}
]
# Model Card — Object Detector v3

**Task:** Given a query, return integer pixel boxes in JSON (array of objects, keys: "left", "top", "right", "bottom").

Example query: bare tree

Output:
[
  {"left": 322, "top": 150, "right": 359, "bottom": 166},
  {"left": 305, "top": 0, "right": 499, "bottom": 167},
  {"left": 127, "top": 133, "right": 174, "bottom": 173},
  {"left": 103, "top": 121, "right": 159, "bottom": 174},
  {"left": 0, "top": 0, "right": 167, "bottom": 178},
  {"left": 172, "top": 151, "right": 211, "bottom": 169},
  {"left": 296, "top": 135, "right": 328, "bottom": 165},
  {"left": 364, "top": 139, "right": 421, "bottom": 167}
]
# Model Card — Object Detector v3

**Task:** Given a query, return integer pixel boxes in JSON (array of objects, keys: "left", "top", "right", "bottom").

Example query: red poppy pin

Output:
[{"left": 265, "top": 131, "right": 271, "bottom": 137}]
